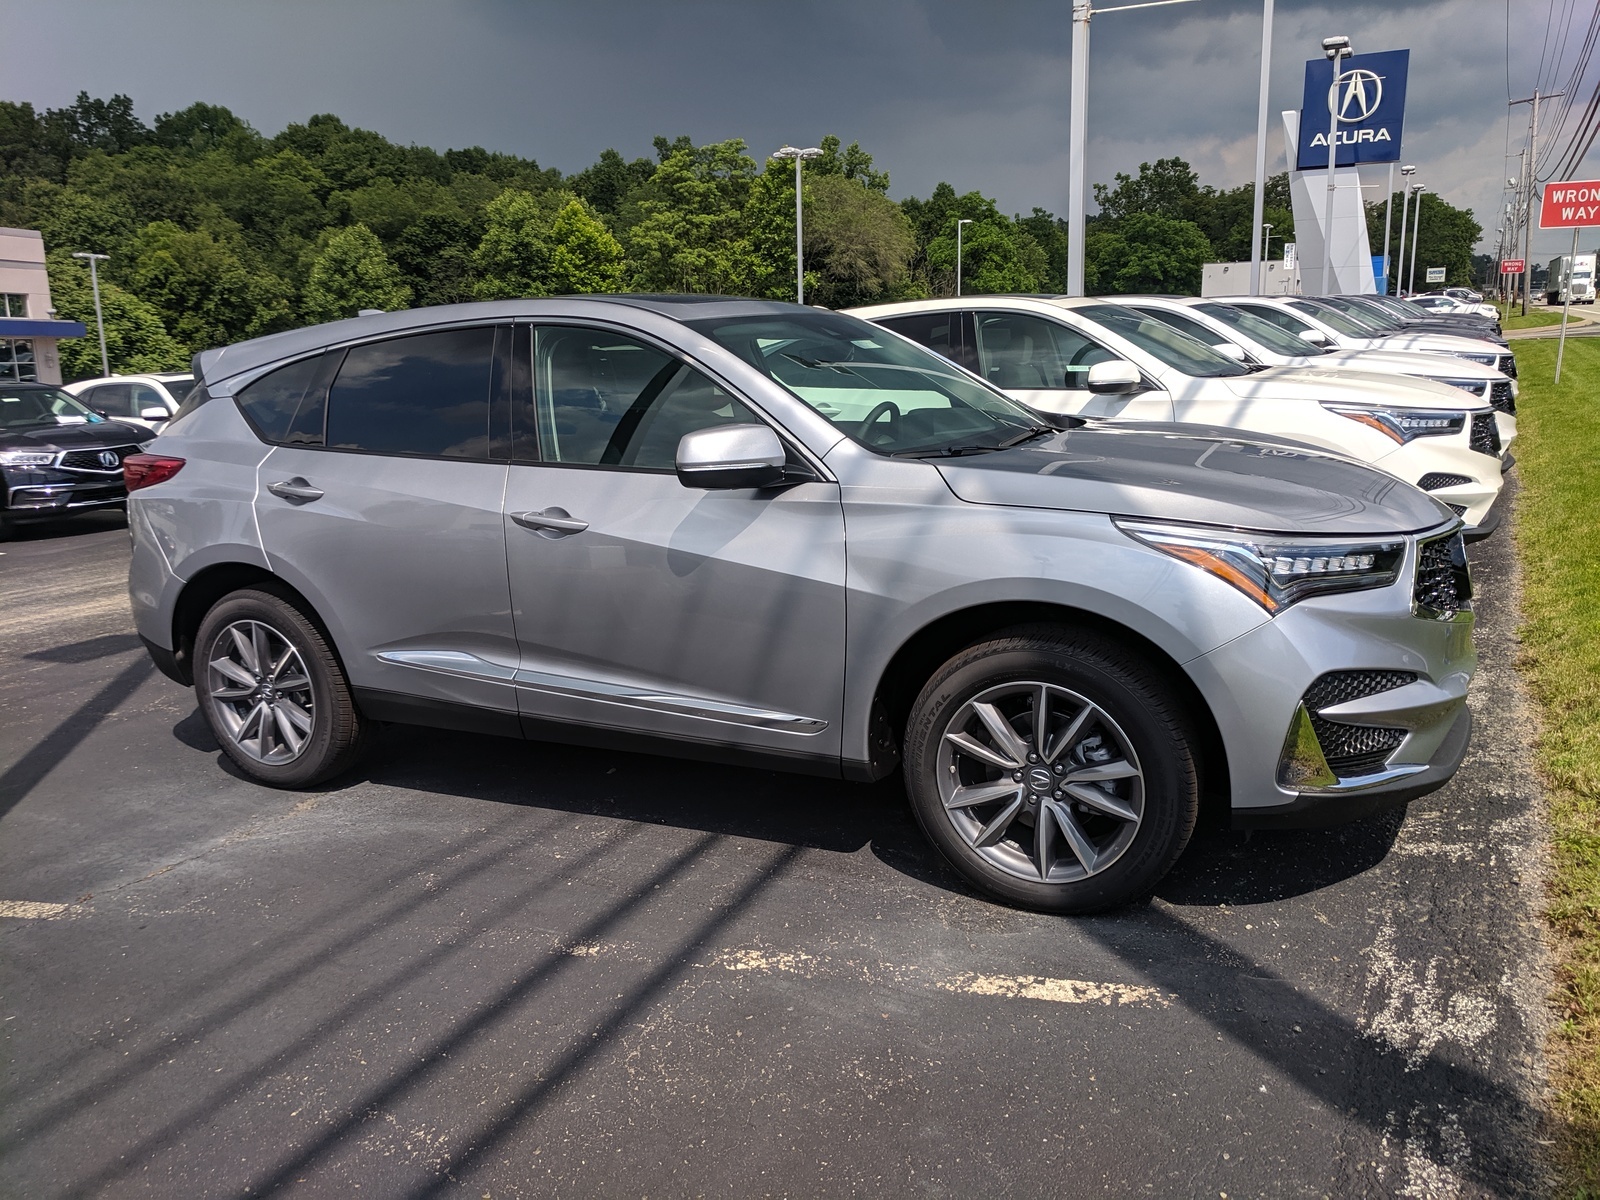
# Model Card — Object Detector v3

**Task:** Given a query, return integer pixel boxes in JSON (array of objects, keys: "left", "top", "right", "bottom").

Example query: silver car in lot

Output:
[{"left": 125, "top": 298, "right": 1475, "bottom": 912}]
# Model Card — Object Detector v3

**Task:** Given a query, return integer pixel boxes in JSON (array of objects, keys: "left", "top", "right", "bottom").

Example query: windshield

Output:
[
  {"left": 160, "top": 376, "right": 197, "bottom": 404},
  {"left": 1195, "top": 302, "right": 1327, "bottom": 356},
  {"left": 0, "top": 386, "right": 106, "bottom": 431},
  {"left": 685, "top": 310, "right": 1051, "bottom": 457},
  {"left": 1289, "top": 298, "right": 1383, "bottom": 336},
  {"left": 1320, "top": 296, "right": 1403, "bottom": 331},
  {"left": 1073, "top": 304, "right": 1249, "bottom": 377},
  {"left": 1361, "top": 294, "right": 1428, "bottom": 322}
]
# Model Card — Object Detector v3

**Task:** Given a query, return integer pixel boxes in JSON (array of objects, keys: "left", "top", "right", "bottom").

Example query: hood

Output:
[
  {"left": 1309, "top": 350, "right": 1502, "bottom": 381},
  {"left": 0, "top": 419, "right": 146, "bottom": 452},
  {"left": 1367, "top": 331, "right": 1507, "bottom": 355},
  {"left": 1214, "top": 366, "right": 1488, "bottom": 409},
  {"left": 935, "top": 424, "right": 1453, "bottom": 536}
]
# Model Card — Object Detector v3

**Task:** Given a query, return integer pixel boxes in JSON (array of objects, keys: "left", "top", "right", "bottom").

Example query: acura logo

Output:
[
  {"left": 98, "top": 450, "right": 120, "bottom": 468},
  {"left": 1328, "top": 68, "right": 1383, "bottom": 123}
]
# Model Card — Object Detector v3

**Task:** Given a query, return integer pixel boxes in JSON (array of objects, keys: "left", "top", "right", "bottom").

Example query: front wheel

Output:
[
  {"left": 903, "top": 626, "right": 1200, "bottom": 913},
  {"left": 194, "top": 587, "right": 367, "bottom": 787}
]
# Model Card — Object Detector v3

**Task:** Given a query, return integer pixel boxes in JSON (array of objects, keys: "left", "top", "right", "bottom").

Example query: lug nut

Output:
[
  {"left": 1013, "top": 771, "right": 1023, "bottom": 782},
  {"left": 1054, "top": 764, "right": 1065, "bottom": 775},
  {"left": 1027, "top": 753, "right": 1039, "bottom": 763}
]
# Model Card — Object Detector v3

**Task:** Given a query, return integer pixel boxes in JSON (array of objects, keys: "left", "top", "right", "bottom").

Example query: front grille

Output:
[
  {"left": 57, "top": 444, "right": 139, "bottom": 473},
  {"left": 1418, "top": 472, "right": 1472, "bottom": 491},
  {"left": 1414, "top": 531, "right": 1472, "bottom": 618},
  {"left": 1489, "top": 380, "right": 1516, "bottom": 416},
  {"left": 1469, "top": 412, "right": 1501, "bottom": 456},
  {"left": 1499, "top": 353, "right": 1518, "bottom": 380},
  {"left": 1301, "top": 670, "right": 1417, "bottom": 779},
  {"left": 1446, "top": 502, "right": 1468, "bottom": 516}
]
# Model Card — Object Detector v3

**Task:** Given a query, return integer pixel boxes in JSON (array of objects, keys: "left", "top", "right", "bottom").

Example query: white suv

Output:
[
  {"left": 65, "top": 373, "right": 197, "bottom": 435},
  {"left": 849, "top": 296, "right": 1508, "bottom": 536}
]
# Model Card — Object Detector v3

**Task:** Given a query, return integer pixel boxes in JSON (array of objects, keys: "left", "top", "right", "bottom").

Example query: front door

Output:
[
  {"left": 969, "top": 310, "right": 1174, "bottom": 420},
  {"left": 501, "top": 323, "right": 847, "bottom": 764},
  {"left": 252, "top": 325, "right": 518, "bottom": 716}
]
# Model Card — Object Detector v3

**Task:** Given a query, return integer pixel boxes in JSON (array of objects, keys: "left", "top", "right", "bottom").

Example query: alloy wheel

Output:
[
  {"left": 206, "top": 619, "right": 316, "bottom": 765},
  {"left": 937, "top": 682, "right": 1145, "bottom": 884}
]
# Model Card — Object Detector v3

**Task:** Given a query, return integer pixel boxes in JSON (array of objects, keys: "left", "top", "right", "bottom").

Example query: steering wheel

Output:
[{"left": 856, "top": 400, "right": 902, "bottom": 447}]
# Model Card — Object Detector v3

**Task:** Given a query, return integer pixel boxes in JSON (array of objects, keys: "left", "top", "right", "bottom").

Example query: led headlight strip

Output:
[
  {"left": 0, "top": 450, "right": 56, "bottom": 467},
  {"left": 1322, "top": 404, "right": 1467, "bottom": 444},
  {"left": 1116, "top": 519, "right": 1405, "bottom": 613}
]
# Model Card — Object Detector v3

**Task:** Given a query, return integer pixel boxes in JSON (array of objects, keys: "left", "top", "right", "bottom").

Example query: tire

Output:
[
  {"left": 903, "top": 625, "right": 1199, "bottom": 914},
  {"left": 193, "top": 586, "right": 367, "bottom": 788}
]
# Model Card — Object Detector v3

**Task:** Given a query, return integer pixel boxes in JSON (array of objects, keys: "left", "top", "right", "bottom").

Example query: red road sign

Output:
[
  {"left": 1541, "top": 180, "right": 1600, "bottom": 228},
  {"left": 1501, "top": 259, "right": 1526, "bottom": 274}
]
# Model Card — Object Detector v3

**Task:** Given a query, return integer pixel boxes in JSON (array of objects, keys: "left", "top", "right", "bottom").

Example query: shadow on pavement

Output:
[
  {"left": 23, "top": 631, "right": 144, "bottom": 664},
  {"left": 2, "top": 509, "right": 126, "bottom": 543}
]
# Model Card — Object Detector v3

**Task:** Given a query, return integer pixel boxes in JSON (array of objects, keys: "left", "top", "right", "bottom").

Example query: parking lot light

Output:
[
  {"left": 771, "top": 146, "right": 824, "bottom": 305},
  {"left": 1320, "top": 35, "right": 1353, "bottom": 295},
  {"left": 70, "top": 251, "right": 111, "bottom": 377},
  {"left": 956, "top": 219, "right": 974, "bottom": 297}
]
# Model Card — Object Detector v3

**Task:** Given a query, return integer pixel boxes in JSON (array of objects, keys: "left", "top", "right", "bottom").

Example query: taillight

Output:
[{"left": 123, "top": 454, "right": 185, "bottom": 491}]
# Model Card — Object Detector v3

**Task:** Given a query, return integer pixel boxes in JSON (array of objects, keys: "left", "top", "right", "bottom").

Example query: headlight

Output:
[
  {"left": 1322, "top": 404, "right": 1467, "bottom": 443},
  {"left": 1116, "top": 519, "right": 1405, "bottom": 613},
  {"left": 1456, "top": 352, "right": 1497, "bottom": 366},
  {"left": 1425, "top": 378, "right": 1490, "bottom": 396},
  {"left": 0, "top": 450, "right": 56, "bottom": 467}
]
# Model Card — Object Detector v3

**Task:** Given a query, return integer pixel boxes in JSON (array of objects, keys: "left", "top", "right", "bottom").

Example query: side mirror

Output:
[
  {"left": 676, "top": 424, "right": 786, "bottom": 489},
  {"left": 1085, "top": 360, "right": 1142, "bottom": 394},
  {"left": 1298, "top": 329, "right": 1331, "bottom": 346},
  {"left": 139, "top": 406, "right": 169, "bottom": 421},
  {"left": 1213, "top": 342, "right": 1248, "bottom": 362}
]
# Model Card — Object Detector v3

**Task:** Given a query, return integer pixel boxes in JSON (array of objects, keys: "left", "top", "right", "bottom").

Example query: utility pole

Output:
[
  {"left": 1065, "top": 0, "right": 1200, "bottom": 296},
  {"left": 771, "top": 145, "right": 823, "bottom": 304},
  {"left": 71, "top": 251, "right": 110, "bottom": 377},
  {"left": 1394, "top": 165, "right": 1416, "bottom": 296},
  {"left": 1510, "top": 89, "right": 1563, "bottom": 314},
  {"left": 1249, "top": 0, "right": 1275, "bottom": 294}
]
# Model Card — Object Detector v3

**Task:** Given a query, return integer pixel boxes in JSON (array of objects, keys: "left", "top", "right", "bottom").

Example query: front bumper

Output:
[
  {"left": 2, "top": 476, "right": 127, "bottom": 521},
  {"left": 1373, "top": 438, "right": 1503, "bottom": 528},
  {"left": 1186, "top": 525, "right": 1476, "bottom": 826}
]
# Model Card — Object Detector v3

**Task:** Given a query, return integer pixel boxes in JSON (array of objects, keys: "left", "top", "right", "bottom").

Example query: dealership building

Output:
[{"left": 0, "top": 227, "right": 86, "bottom": 384}]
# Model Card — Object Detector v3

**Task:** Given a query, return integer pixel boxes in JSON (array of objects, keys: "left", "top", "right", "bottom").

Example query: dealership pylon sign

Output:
[
  {"left": 1296, "top": 49, "right": 1410, "bottom": 170},
  {"left": 1541, "top": 180, "right": 1600, "bottom": 228}
]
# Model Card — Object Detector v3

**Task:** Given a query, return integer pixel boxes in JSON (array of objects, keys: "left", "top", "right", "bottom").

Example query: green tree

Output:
[
  {"left": 46, "top": 251, "right": 188, "bottom": 379},
  {"left": 393, "top": 212, "right": 477, "bottom": 307},
  {"left": 1093, "top": 158, "right": 1201, "bottom": 224},
  {"left": 1368, "top": 189, "right": 1481, "bottom": 289},
  {"left": 626, "top": 139, "right": 764, "bottom": 294},
  {"left": 803, "top": 173, "right": 916, "bottom": 307},
  {"left": 472, "top": 188, "right": 557, "bottom": 298},
  {"left": 907, "top": 186, "right": 1044, "bottom": 296},
  {"left": 1086, "top": 213, "right": 1212, "bottom": 294},
  {"left": 567, "top": 148, "right": 657, "bottom": 219},
  {"left": 807, "top": 135, "right": 890, "bottom": 193},
  {"left": 128, "top": 220, "right": 292, "bottom": 347},
  {"left": 301, "top": 223, "right": 411, "bottom": 323},
  {"left": 545, "top": 198, "right": 625, "bottom": 294}
]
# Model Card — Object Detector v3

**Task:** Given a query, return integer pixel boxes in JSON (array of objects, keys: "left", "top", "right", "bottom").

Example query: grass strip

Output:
[
  {"left": 1504, "top": 310, "right": 1576, "bottom": 330},
  {"left": 1511, "top": 337, "right": 1600, "bottom": 1193}
]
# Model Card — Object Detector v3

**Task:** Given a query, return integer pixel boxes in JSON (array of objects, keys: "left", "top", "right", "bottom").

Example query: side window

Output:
[
  {"left": 1135, "top": 307, "right": 1227, "bottom": 349},
  {"left": 973, "top": 312, "right": 1113, "bottom": 389},
  {"left": 531, "top": 326, "right": 761, "bottom": 470},
  {"left": 1235, "top": 304, "right": 1305, "bottom": 335},
  {"left": 88, "top": 383, "right": 134, "bottom": 417},
  {"left": 874, "top": 312, "right": 980, "bottom": 373},
  {"left": 129, "top": 383, "right": 169, "bottom": 417},
  {"left": 326, "top": 327, "right": 495, "bottom": 459},
  {"left": 235, "top": 354, "right": 327, "bottom": 445}
]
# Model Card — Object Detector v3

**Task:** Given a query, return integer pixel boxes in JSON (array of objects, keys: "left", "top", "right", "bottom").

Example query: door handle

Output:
[
  {"left": 510, "top": 507, "right": 588, "bottom": 536},
  {"left": 266, "top": 478, "right": 324, "bottom": 503}
]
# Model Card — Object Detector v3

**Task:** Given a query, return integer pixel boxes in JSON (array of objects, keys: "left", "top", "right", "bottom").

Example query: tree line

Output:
[{"left": 0, "top": 93, "right": 1479, "bottom": 380}]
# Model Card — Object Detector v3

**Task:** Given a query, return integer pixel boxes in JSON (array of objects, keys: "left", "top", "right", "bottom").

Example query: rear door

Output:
[
  {"left": 252, "top": 325, "right": 519, "bottom": 719},
  {"left": 970, "top": 310, "right": 1172, "bottom": 420},
  {"left": 500, "top": 323, "right": 847, "bottom": 762}
]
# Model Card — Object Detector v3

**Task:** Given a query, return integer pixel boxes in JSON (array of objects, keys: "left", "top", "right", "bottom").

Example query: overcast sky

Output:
[{"left": 9, "top": 0, "right": 1597, "bottom": 257}]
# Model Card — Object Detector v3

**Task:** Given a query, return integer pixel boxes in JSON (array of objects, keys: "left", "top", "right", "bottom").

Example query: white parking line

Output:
[{"left": 0, "top": 900, "right": 71, "bottom": 919}]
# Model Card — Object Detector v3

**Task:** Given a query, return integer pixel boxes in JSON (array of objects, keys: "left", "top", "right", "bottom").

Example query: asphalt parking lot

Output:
[{"left": 0, "top": 499, "right": 1550, "bottom": 1198}]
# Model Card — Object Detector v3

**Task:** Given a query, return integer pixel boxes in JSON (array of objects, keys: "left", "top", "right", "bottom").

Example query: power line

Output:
[{"left": 1535, "top": 0, "right": 1600, "bottom": 174}]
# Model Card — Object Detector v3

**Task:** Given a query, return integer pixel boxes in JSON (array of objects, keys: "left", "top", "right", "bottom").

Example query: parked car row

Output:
[{"left": 117, "top": 294, "right": 1487, "bottom": 913}]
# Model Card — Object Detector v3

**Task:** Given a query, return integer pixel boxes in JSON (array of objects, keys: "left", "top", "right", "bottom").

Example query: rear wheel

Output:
[
  {"left": 194, "top": 587, "right": 367, "bottom": 787},
  {"left": 904, "top": 626, "right": 1199, "bottom": 913}
]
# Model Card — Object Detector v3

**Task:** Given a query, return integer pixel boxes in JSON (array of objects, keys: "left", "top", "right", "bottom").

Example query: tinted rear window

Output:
[
  {"left": 234, "top": 355, "right": 325, "bottom": 444},
  {"left": 325, "top": 328, "right": 494, "bottom": 459}
]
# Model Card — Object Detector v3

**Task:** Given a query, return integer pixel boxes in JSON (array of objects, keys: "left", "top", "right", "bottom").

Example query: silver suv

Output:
[{"left": 125, "top": 298, "right": 1475, "bottom": 912}]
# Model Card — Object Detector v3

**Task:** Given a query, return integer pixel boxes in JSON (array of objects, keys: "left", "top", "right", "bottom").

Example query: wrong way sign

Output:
[
  {"left": 1541, "top": 180, "right": 1600, "bottom": 228},
  {"left": 1501, "top": 259, "right": 1525, "bottom": 273}
]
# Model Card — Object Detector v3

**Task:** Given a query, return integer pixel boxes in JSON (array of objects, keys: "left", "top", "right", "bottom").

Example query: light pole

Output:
[
  {"left": 1320, "top": 35, "right": 1353, "bottom": 296},
  {"left": 1065, "top": 0, "right": 1200, "bottom": 296},
  {"left": 955, "top": 218, "right": 974, "bottom": 297},
  {"left": 1393, "top": 164, "right": 1416, "bottom": 295},
  {"left": 771, "top": 145, "right": 823, "bottom": 304},
  {"left": 71, "top": 251, "right": 110, "bottom": 377},
  {"left": 1249, "top": 0, "right": 1275, "bottom": 294},
  {"left": 1407, "top": 187, "right": 1427, "bottom": 296},
  {"left": 1261, "top": 222, "right": 1275, "bottom": 264},
  {"left": 1380, "top": 161, "right": 1395, "bottom": 294}
]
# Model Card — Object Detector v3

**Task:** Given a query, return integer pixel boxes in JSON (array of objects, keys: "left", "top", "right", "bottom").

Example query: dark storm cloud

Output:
[{"left": 9, "top": 0, "right": 1595, "bottom": 254}]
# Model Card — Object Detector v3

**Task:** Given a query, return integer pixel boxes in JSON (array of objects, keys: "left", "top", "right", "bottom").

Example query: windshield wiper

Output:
[{"left": 996, "top": 424, "right": 1058, "bottom": 448}]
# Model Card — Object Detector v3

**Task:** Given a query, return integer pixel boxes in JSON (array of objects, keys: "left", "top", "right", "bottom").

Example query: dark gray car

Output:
[{"left": 124, "top": 298, "right": 1475, "bottom": 912}]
